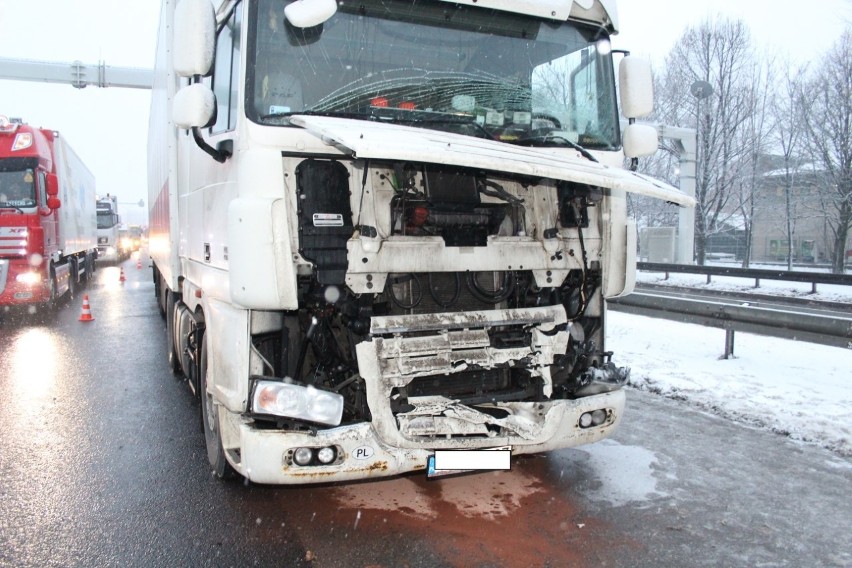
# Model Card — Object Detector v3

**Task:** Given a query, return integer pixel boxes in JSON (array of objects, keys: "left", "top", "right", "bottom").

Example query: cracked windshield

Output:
[{"left": 250, "top": 0, "right": 619, "bottom": 148}]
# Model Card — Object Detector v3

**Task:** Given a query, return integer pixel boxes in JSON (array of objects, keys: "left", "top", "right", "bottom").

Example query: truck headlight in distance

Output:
[
  {"left": 252, "top": 381, "right": 344, "bottom": 426},
  {"left": 16, "top": 272, "right": 41, "bottom": 285}
]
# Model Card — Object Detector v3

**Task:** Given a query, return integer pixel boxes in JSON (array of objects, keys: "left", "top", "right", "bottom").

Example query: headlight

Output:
[
  {"left": 106, "top": 246, "right": 116, "bottom": 256},
  {"left": 252, "top": 381, "right": 344, "bottom": 426},
  {"left": 16, "top": 272, "right": 41, "bottom": 285}
]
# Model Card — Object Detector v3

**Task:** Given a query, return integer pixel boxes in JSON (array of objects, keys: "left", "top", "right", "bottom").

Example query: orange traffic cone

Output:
[
  {"left": 136, "top": 258, "right": 142, "bottom": 270},
  {"left": 79, "top": 294, "right": 95, "bottom": 322},
  {"left": 120, "top": 267, "right": 126, "bottom": 283}
]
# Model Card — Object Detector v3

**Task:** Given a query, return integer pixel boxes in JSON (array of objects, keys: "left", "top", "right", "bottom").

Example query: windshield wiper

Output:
[
  {"left": 511, "top": 134, "right": 599, "bottom": 163},
  {"left": 0, "top": 204, "right": 26, "bottom": 214},
  {"left": 396, "top": 117, "right": 495, "bottom": 140},
  {"left": 260, "top": 110, "right": 365, "bottom": 120}
]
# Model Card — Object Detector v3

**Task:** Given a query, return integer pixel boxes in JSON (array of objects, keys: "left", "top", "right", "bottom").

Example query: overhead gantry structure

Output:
[{"left": 0, "top": 57, "right": 152, "bottom": 90}]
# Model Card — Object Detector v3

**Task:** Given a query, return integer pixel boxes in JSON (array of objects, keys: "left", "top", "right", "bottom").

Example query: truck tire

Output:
[
  {"left": 166, "top": 292, "right": 182, "bottom": 375},
  {"left": 200, "top": 332, "right": 236, "bottom": 480}
]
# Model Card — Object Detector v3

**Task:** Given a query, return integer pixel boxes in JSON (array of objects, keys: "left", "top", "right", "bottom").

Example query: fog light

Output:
[
  {"left": 293, "top": 447, "right": 313, "bottom": 466},
  {"left": 579, "top": 412, "right": 593, "bottom": 428},
  {"left": 591, "top": 409, "right": 607, "bottom": 426},
  {"left": 316, "top": 447, "right": 335, "bottom": 464}
]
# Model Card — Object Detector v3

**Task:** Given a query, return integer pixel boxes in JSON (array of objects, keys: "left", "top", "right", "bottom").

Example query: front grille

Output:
[{"left": 408, "top": 368, "right": 509, "bottom": 398}]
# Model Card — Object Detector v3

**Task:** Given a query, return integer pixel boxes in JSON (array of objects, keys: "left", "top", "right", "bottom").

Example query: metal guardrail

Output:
[
  {"left": 638, "top": 262, "right": 852, "bottom": 293},
  {"left": 609, "top": 285, "right": 852, "bottom": 357}
]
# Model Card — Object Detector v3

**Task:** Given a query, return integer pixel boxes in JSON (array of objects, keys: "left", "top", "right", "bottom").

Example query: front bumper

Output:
[
  {"left": 230, "top": 389, "right": 624, "bottom": 484},
  {"left": 0, "top": 258, "right": 49, "bottom": 305},
  {"left": 222, "top": 304, "right": 625, "bottom": 484}
]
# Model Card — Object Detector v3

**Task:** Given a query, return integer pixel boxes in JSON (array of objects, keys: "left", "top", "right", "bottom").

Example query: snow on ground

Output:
[
  {"left": 607, "top": 310, "right": 852, "bottom": 457},
  {"left": 636, "top": 262, "right": 852, "bottom": 304}
]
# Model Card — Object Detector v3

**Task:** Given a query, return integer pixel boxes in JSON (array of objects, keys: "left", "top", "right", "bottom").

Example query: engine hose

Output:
[
  {"left": 428, "top": 272, "right": 461, "bottom": 308},
  {"left": 566, "top": 213, "right": 590, "bottom": 321},
  {"left": 387, "top": 273, "right": 423, "bottom": 309},
  {"left": 466, "top": 271, "right": 515, "bottom": 304}
]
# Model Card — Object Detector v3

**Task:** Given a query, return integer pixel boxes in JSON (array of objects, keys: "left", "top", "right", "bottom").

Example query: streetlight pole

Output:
[{"left": 688, "top": 80, "right": 713, "bottom": 264}]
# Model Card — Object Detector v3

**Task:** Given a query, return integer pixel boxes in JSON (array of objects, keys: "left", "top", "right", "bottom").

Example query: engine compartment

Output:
[{"left": 247, "top": 157, "right": 629, "bottom": 431}]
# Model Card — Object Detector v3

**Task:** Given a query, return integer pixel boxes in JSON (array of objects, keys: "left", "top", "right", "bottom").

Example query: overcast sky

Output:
[{"left": 1, "top": 0, "right": 850, "bottom": 226}]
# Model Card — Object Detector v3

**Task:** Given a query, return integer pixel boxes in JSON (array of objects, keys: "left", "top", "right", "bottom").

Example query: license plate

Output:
[{"left": 427, "top": 447, "right": 511, "bottom": 478}]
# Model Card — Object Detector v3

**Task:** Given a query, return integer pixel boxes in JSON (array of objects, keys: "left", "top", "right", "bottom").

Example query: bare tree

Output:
[
  {"left": 736, "top": 56, "right": 776, "bottom": 267},
  {"left": 800, "top": 31, "right": 852, "bottom": 273},
  {"left": 653, "top": 18, "right": 760, "bottom": 264},
  {"left": 771, "top": 62, "right": 807, "bottom": 270}
]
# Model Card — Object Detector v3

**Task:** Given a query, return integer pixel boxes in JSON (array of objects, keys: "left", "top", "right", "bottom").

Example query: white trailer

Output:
[
  {"left": 148, "top": 0, "right": 693, "bottom": 484},
  {"left": 54, "top": 139, "right": 97, "bottom": 258}
]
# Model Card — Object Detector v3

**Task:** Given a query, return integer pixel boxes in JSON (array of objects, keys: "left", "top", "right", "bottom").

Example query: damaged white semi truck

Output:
[{"left": 148, "top": 0, "right": 693, "bottom": 483}]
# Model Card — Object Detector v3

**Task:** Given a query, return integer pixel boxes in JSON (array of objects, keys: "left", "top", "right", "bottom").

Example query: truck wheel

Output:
[
  {"left": 166, "top": 292, "right": 182, "bottom": 375},
  {"left": 200, "top": 333, "right": 236, "bottom": 479}
]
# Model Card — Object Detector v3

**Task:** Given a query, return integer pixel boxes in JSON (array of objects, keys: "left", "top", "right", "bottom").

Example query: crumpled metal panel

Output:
[
  {"left": 397, "top": 396, "right": 543, "bottom": 440},
  {"left": 355, "top": 305, "right": 579, "bottom": 448},
  {"left": 290, "top": 115, "right": 694, "bottom": 206},
  {"left": 398, "top": 414, "right": 491, "bottom": 437},
  {"left": 375, "top": 329, "right": 490, "bottom": 359},
  {"left": 369, "top": 305, "right": 565, "bottom": 335}
]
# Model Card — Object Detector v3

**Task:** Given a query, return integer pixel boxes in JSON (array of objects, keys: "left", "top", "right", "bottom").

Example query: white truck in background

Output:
[
  {"left": 148, "top": 0, "right": 693, "bottom": 484},
  {"left": 96, "top": 194, "right": 126, "bottom": 262}
]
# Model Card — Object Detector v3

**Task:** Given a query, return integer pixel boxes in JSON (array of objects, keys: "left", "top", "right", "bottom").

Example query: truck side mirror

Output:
[
  {"left": 622, "top": 123, "right": 659, "bottom": 158},
  {"left": 174, "top": 0, "right": 216, "bottom": 77},
  {"left": 47, "top": 196, "right": 61, "bottom": 210},
  {"left": 46, "top": 173, "right": 59, "bottom": 196},
  {"left": 284, "top": 0, "right": 337, "bottom": 28},
  {"left": 619, "top": 56, "right": 654, "bottom": 119},
  {"left": 173, "top": 83, "right": 216, "bottom": 129}
]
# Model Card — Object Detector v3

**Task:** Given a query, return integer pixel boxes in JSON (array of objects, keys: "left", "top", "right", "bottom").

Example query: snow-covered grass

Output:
[
  {"left": 636, "top": 262, "right": 852, "bottom": 304},
  {"left": 607, "top": 310, "right": 852, "bottom": 457}
]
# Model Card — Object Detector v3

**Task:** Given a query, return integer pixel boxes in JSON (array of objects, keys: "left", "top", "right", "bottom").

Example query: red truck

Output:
[{"left": 0, "top": 115, "right": 97, "bottom": 313}]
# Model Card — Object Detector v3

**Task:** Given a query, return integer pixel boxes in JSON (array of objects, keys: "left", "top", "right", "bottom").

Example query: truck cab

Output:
[
  {"left": 149, "top": 0, "right": 692, "bottom": 484},
  {"left": 96, "top": 195, "right": 123, "bottom": 262}
]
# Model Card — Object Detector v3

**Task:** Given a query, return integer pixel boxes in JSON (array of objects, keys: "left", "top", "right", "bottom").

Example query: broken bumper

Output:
[
  {"left": 229, "top": 305, "right": 625, "bottom": 485},
  {"left": 231, "top": 389, "right": 624, "bottom": 484}
]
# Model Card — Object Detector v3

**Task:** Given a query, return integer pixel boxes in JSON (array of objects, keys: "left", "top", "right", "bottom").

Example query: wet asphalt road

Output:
[{"left": 1, "top": 252, "right": 850, "bottom": 568}]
